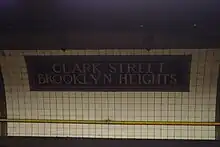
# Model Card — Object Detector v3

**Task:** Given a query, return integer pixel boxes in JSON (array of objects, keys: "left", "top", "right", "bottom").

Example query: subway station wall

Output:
[{"left": 0, "top": 49, "right": 220, "bottom": 140}]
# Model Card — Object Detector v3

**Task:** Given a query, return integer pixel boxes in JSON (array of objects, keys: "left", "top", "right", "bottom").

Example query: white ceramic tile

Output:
[{"left": 1, "top": 49, "right": 219, "bottom": 140}]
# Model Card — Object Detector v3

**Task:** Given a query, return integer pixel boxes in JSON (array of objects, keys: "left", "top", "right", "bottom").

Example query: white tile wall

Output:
[{"left": 0, "top": 49, "right": 220, "bottom": 140}]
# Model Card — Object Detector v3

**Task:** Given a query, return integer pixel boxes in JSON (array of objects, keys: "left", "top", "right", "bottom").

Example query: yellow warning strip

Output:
[{"left": 0, "top": 119, "right": 220, "bottom": 126}]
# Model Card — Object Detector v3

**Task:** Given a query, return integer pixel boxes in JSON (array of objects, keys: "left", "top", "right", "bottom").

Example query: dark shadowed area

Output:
[
  {"left": 0, "top": 0, "right": 220, "bottom": 49},
  {"left": 0, "top": 137, "right": 220, "bottom": 147}
]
